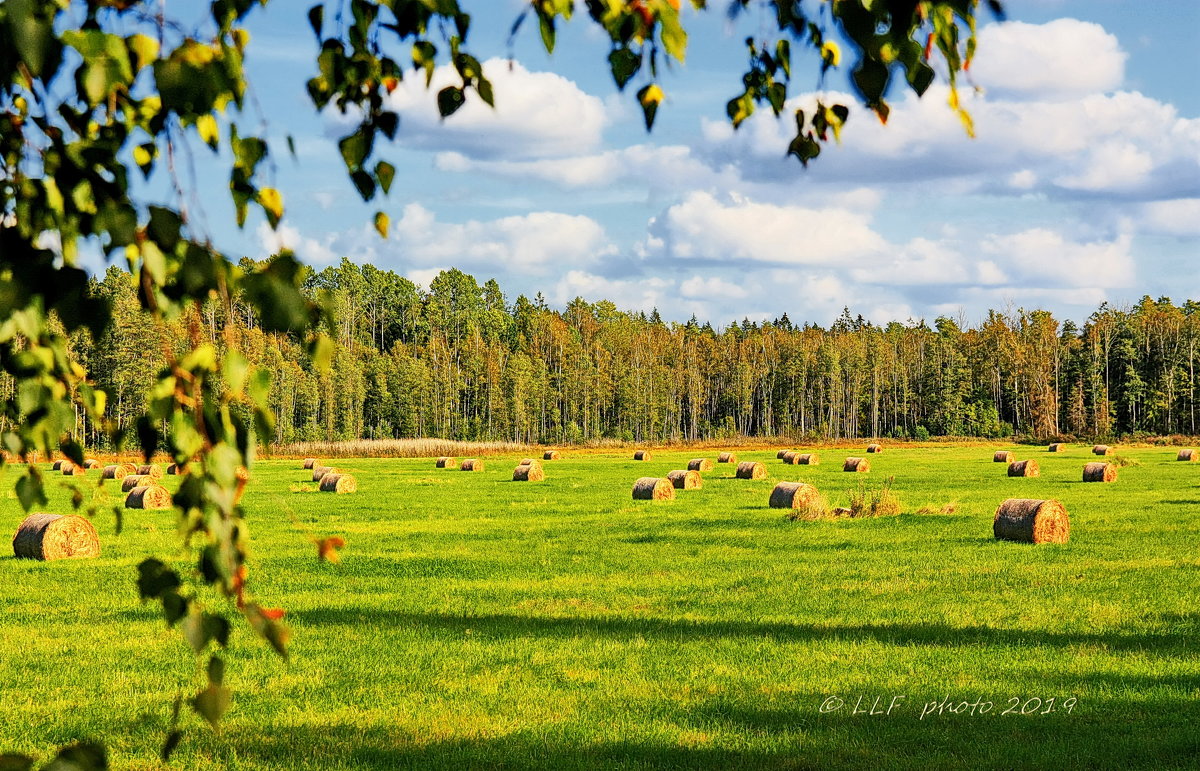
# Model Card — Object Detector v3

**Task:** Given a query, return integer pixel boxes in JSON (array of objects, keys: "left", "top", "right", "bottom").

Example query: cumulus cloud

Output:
[
  {"left": 380, "top": 59, "right": 607, "bottom": 160},
  {"left": 434, "top": 143, "right": 720, "bottom": 189},
  {"left": 256, "top": 222, "right": 339, "bottom": 266},
  {"left": 981, "top": 228, "right": 1134, "bottom": 289},
  {"left": 1139, "top": 199, "right": 1200, "bottom": 237},
  {"left": 971, "top": 19, "right": 1126, "bottom": 98}
]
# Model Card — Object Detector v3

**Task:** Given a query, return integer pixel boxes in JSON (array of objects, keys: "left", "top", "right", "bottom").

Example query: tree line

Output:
[{"left": 17, "top": 257, "right": 1200, "bottom": 448}]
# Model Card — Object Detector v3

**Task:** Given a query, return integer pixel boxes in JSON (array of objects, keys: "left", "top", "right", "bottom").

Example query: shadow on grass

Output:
[
  {"left": 225, "top": 692, "right": 1200, "bottom": 771},
  {"left": 292, "top": 609, "right": 1198, "bottom": 654}
]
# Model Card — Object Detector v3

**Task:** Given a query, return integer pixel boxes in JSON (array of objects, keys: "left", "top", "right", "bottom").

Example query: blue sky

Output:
[{"left": 177, "top": 0, "right": 1200, "bottom": 327}]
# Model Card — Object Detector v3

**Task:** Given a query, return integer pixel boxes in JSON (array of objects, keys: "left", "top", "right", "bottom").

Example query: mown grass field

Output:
[{"left": 2, "top": 444, "right": 1198, "bottom": 770}]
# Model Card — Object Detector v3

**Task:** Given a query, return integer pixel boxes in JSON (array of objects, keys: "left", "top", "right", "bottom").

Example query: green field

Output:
[{"left": 2, "top": 445, "right": 1198, "bottom": 770}]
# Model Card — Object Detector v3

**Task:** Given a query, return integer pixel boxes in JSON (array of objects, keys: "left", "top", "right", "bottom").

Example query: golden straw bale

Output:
[
  {"left": 717, "top": 452, "right": 737, "bottom": 464},
  {"left": 543, "top": 451, "right": 561, "bottom": 460},
  {"left": 1047, "top": 443, "right": 1065, "bottom": 452},
  {"left": 1176, "top": 449, "right": 1198, "bottom": 462},
  {"left": 666, "top": 470, "right": 702, "bottom": 489},
  {"left": 632, "top": 477, "right": 675, "bottom": 500},
  {"left": 435, "top": 456, "right": 456, "bottom": 468},
  {"left": 1007, "top": 460, "right": 1040, "bottom": 477},
  {"left": 769, "top": 481, "right": 819, "bottom": 510},
  {"left": 1092, "top": 445, "right": 1113, "bottom": 456},
  {"left": 137, "top": 464, "right": 163, "bottom": 478},
  {"left": 795, "top": 453, "right": 819, "bottom": 465},
  {"left": 460, "top": 459, "right": 484, "bottom": 471},
  {"left": 312, "top": 466, "right": 334, "bottom": 482},
  {"left": 781, "top": 451, "right": 798, "bottom": 464},
  {"left": 513, "top": 463, "right": 545, "bottom": 482},
  {"left": 775, "top": 450, "right": 791, "bottom": 459},
  {"left": 633, "top": 450, "right": 652, "bottom": 461},
  {"left": 51, "top": 460, "right": 64, "bottom": 471},
  {"left": 687, "top": 458, "right": 713, "bottom": 472},
  {"left": 735, "top": 461, "right": 767, "bottom": 480},
  {"left": 12, "top": 513, "right": 100, "bottom": 560},
  {"left": 993, "top": 451, "right": 1014, "bottom": 463},
  {"left": 319, "top": 473, "right": 357, "bottom": 493},
  {"left": 1083, "top": 462, "right": 1118, "bottom": 483},
  {"left": 993, "top": 498, "right": 1069, "bottom": 544},
  {"left": 84, "top": 459, "right": 102, "bottom": 469},
  {"left": 61, "top": 461, "right": 86, "bottom": 476},
  {"left": 102, "top": 463, "right": 137, "bottom": 480},
  {"left": 518, "top": 458, "right": 538, "bottom": 466},
  {"left": 302, "top": 458, "right": 317, "bottom": 469},
  {"left": 126, "top": 486, "right": 172, "bottom": 510},
  {"left": 121, "top": 474, "right": 153, "bottom": 492},
  {"left": 843, "top": 457, "right": 870, "bottom": 473},
  {"left": 866, "top": 444, "right": 883, "bottom": 453}
]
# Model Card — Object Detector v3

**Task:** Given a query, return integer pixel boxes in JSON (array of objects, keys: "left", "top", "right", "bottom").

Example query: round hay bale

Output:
[
  {"left": 781, "top": 451, "right": 798, "bottom": 464},
  {"left": 993, "top": 450, "right": 1014, "bottom": 463},
  {"left": 121, "top": 474, "right": 154, "bottom": 492},
  {"left": 775, "top": 450, "right": 791, "bottom": 460},
  {"left": 843, "top": 457, "right": 870, "bottom": 472},
  {"left": 61, "top": 461, "right": 86, "bottom": 476},
  {"left": 687, "top": 458, "right": 713, "bottom": 472},
  {"left": 12, "top": 513, "right": 100, "bottom": 560},
  {"left": 717, "top": 452, "right": 737, "bottom": 464},
  {"left": 102, "top": 463, "right": 137, "bottom": 480},
  {"left": 633, "top": 450, "right": 652, "bottom": 461},
  {"left": 166, "top": 463, "right": 180, "bottom": 475},
  {"left": 543, "top": 450, "right": 561, "bottom": 460},
  {"left": 460, "top": 459, "right": 484, "bottom": 471},
  {"left": 513, "top": 463, "right": 545, "bottom": 482},
  {"left": 312, "top": 465, "right": 334, "bottom": 482},
  {"left": 769, "top": 481, "right": 819, "bottom": 510},
  {"left": 302, "top": 458, "right": 317, "bottom": 469},
  {"left": 667, "top": 469, "right": 702, "bottom": 489},
  {"left": 993, "top": 498, "right": 1069, "bottom": 544},
  {"left": 796, "top": 453, "right": 819, "bottom": 465},
  {"left": 867, "top": 444, "right": 883, "bottom": 453},
  {"left": 435, "top": 456, "right": 456, "bottom": 468},
  {"left": 632, "top": 477, "right": 675, "bottom": 500},
  {"left": 735, "top": 461, "right": 767, "bottom": 480},
  {"left": 319, "top": 473, "right": 358, "bottom": 493},
  {"left": 51, "top": 459, "right": 64, "bottom": 471},
  {"left": 137, "top": 464, "right": 163, "bottom": 478},
  {"left": 1176, "top": 449, "right": 1197, "bottom": 462},
  {"left": 1007, "top": 460, "right": 1040, "bottom": 478},
  {"left": 1092, "top": 444, "right": 1112, "bottom": 456},
  {"left": 518, "top": 458, "right": 539, "bottom": 466},
  {"left": 84, "top": 459, "right": 101, "bottom": 469},
  {"left": 1083, "top": 462, "right": 1118, "bottom": 483},
  {"left": 1048, "top": 443, "right": 1065, "bottom": 453},
  {"left": 126, "top": 485, "right": 172, "bottom": 510}
]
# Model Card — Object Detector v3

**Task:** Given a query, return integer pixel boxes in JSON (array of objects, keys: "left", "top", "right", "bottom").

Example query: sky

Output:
[{"left": 173, "top": 0, "right": 1200, "bottom": 328}]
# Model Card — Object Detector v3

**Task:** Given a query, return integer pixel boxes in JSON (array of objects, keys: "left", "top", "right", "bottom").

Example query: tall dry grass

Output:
[{"left": 270, "top": 438, "right": 532, "bottom": 459}]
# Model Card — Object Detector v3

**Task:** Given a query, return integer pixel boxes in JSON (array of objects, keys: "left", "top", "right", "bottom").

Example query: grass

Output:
[{"left": 1, "top": 444, "right": 1199, "bottom": 770}]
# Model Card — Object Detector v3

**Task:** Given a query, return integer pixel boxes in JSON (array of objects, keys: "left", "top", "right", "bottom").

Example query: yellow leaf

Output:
[
  {"left": 258, "top": 188, "right": 283, "bottom": 227},
  {"left": 133, "top": 144, "right": 152, "bottom": 167},
  {"left": 232, "top": 28, "right": 250, "bottom": 52},
  {"left": 821, "top": 41, "right": 841, "bottom": 67},
  {"left": 374, "top": 211, "right": 389, "bottom": 239},
  {"left": 640, "top": 83, "right": 664, "bottom": 108},
  {"left": 196, "top": 114, "right": 219, "bottom": 150}
]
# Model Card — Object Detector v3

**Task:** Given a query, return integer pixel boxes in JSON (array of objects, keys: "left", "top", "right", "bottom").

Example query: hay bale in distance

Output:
[
  {"left": 795, "top": 453, "right": 819, "bottom": 465},
  {"left": 1048, "top": 443, "right": 1065, "bottom": 453},
  {"left": 137, "top": 464, "right": 163, "bottom": 478},
  {"left": 84, "top": 459, "right": 101, "bottom": 469},
  {"left": 1083, "top": 462, "right": 1118, "bottom": 483},
  {"left": 993, "top": 450, "right": 1014, "bottom": 463},
  {"left": 12, "top": 513, "right": 100, "bottom": 560},
  {"left": 543, "top": 450, "right": 561, "bottom": 460},
  {"left": 769, "top": 481, "right": 819, "bottom": 510},
  {"left": 632, "top": 477, "right": 675, "bottom": 500},
  {"left": 166, "top": 463, "right": 181, "bottom": 475},
  {"left": 102, "top": 463, "right": 137, "bottom": 480},
  {"left": 735, "top": 461, "right": 767, "bottom": 480},
  {"left": 717, "top": 452, "right": 737, "bottom": 464},
  {"left": 993, "top": 498, "right": 1069, "bottom": 544},
  {"left": 866, "top": 444, "right": 883, "bottom": 454},
  {"left": 1176, "top": 449, "right": 1198, "bottom": 462},
  {"left": 126, "top": 486, "right": 172, "bottom": 510},
  {"left": 517, "top": 458, "right": 538, "bottom": 466},
  {"left": 460, "top": 459, "right": 484, "bottom": 471},
  {"left": 843, "top": 457, "right": 870, "bottom": 473},
  {"left": 775, "top": 449, "right": 791, "bottom": 459},
  {"left": 633, "top": 450, "right": 652, "bottom": 461},
  {"left": 513, "top": 463, "right": 545, "bottom": 482},
  {"left": 61, "top": 461, "right": 86, "bottom": 476},
  {"left": 121, "top": 474, "right": 154, "bottom": 492},
  {"left": 687, "top": 458, "right": 713, "bottom": 472},
  {"left": 435, "top": 456, "right": 456, "bottom": 468},
  {"left": 1007, "top": 460, "right": 1040, "bottom": 478},
  {"left": 667, "top": 470, "right": 702, "bottom": 489},
  {"left": 312, "top": 465, "right": 334, "bottom": 482},
  {"left": 51, "top": 459, "right": 64, "bottom": 471},
  {"left": 781, "top": 451, "right": 798, "bottom": 464},
  {"left": 1092, "top": 445, "right": 1113, "bottom": 456},
  {"left": 302, "top": 458, "right": 317, "bottom": 469},
  {"left": 319, "top": 473, "right": 358, "bottom": 493}
]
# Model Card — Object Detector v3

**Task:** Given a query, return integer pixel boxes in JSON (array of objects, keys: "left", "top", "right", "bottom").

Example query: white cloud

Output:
[
  {"left": 1139, "top": 199, "right": 1200, "bottom": 237},
  {"left": 383, "top": 59, "right": 607, "bottom": 160},
  {"left": 971, "top": 19, "right": 1126, "bottom": 98},
  {"left": 679, "top": 276, "right": 748, "bottom": 300},
  {"left": 553, "top": 270, "right": 672, "bottom": 314},
  {"left": 642, "top": 191, "right": 887, "bottom": 265},
  {"left": 981, "top": 228, "right": 1134, "bottom": 289},
  {"left": 256, "top": 222, "right": 338, "bottom": 266}
]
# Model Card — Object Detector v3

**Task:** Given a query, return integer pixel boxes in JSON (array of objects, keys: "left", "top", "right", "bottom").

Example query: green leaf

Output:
[
  {"left": 222, "top": 350, "right": 249, "bottom": 394},
  {"left": 309, "top": 334, "right": 334, "bottom": 373},
  {"left": 437, "top": 86, "right": 465, "bottom": 118},
  {"left": 161, "top": 591, "right": 189, "bottom": 625},
  {"left": 657, "top": 4, "right": 687, "bottom": 63},
  {"left": 244, "top": 603, "right": 291, "bottom": 659},
  {"left": 338, "top": 130, "right": 371, "bottom": 172},
  {"left": 15, "top": 473, "right": 46, "bottom": 512},
  {"left": 375, "top": 161, "right": 395, "bottom": 195},
  {"left": 39, "top": 742, "right": 107, "bottom": 771},
  {"left": 608, "top": 48, "right": 640, "bottom": 90},
  {"left": 412, "top": 41, "right": 437, "bottom": 87},
  {"left": 637, "top": 83, "right": 663, "bottom": 131},
  {"left": 307, "top": 4, "right": 324, "bottom": 40},
  {"left": 374, "top": 211, "right": 389, "bottom": 239},
  {"left": 191, "top": 684, "right": 232, "bottom": 730},
  {"left": 137, "top": 559, "right": 181, "bottom": 601},
  {"left": 776, "top": 40, "right": 791, "bottom": 80},
  {"left": 207, "top": 656, "right": 226, "bottom": 687},
  {"left": 538, "top": 14, "right": 556, "bottom": 54}
]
